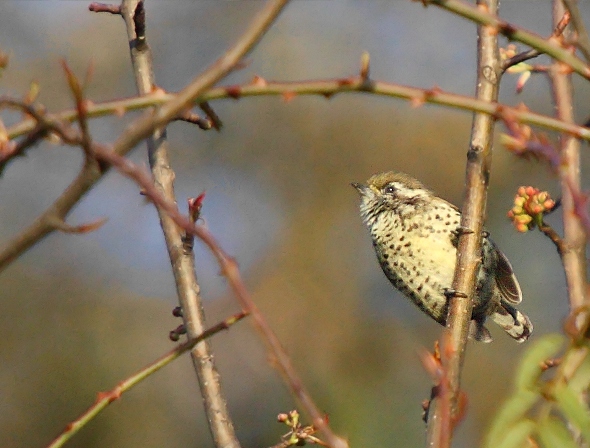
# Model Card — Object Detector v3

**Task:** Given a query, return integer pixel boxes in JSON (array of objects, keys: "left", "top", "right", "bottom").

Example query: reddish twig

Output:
[
  {"left": 0, "top": 0, "right": 290, "bottom": 271},
  {"left": 88, "top": 2, "right": 121, "bottom": 15},
  {"left": 45, "top": 311, "right": 247, "bottom": 448},
  {"left": 426, "top": 0, "right": 500, "bottom": 445},
  {"left": 118, "top": 0, "right": 239, "bottom": 445},
  {"left": 549, "top": 0, "right": 588, "bottom": 313},
  {"left": 538, "top": 220, "right": 567, "bottom": 256},
  {"left": 565, "top": 179, "right": 590, "bottom": 236},
  {"left": 6, "top": 79, "right": 590, "bottom": 147},
  {"left": 502, "top": 10, "right": 571, "bottom": 71},
  {"left": 174, "top": 110, "right": 213, "bottom": 130},
  {"left": 562, "top": 0, "right": 590, "bottom": 63},
  {"left": 89, "top": 144, "right": 348, "bottom": 448},
  {"left": 423, "top": 0, "right": 590, "bottom": 80},
  {"left": 198, "top": 101, "right": 223, "bottom": 130}
]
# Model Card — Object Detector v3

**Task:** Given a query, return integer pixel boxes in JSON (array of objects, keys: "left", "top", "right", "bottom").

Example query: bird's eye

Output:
[{"left": 384, "top": 185, "right": 396, "bottom": 194}]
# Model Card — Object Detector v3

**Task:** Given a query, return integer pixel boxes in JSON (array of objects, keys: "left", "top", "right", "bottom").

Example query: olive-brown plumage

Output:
[{"left": 353, "top": 171, "right": 532, "bottom": 342}]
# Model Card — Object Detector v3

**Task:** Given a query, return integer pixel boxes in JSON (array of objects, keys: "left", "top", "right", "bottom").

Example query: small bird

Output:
[{"left": 352, "top": 171, "right": 532, "bottom": 343}]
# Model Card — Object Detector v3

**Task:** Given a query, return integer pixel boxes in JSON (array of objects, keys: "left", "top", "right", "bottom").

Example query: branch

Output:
[
  {"left": 0, "top": 0, "right": 289, "bottom": 269},
  {"left": 5, "top": 77, "right": 590, "bottom": 147},
  {"left": 549, "top": 0, "right": 588, "bottom": 314},
  {"left": 547, "top": 9, "right": 589, "bottom": 429},
  {"left": 501, "top": 10, "right": 571, "bottom": 72},
  {"left": 117, "top": 0, "right": 239, "bottom": 446},
  {"left": 88, "top": 2, "right": 121, "bottom": 15},
  {"left": 424, "top": 0, "right": 590, "bottom": 80},
  {"left": 426, "top": 0, "right": 500, "bottom": 445},
  {"left": 562, "top": 0, "right": 590, "bottom": 62},
  {"left": 90, "top": 144, "right": 348, "bottom": 448},
  {"left": 46, "top": 311, "right": 247, "bottom": 448}
]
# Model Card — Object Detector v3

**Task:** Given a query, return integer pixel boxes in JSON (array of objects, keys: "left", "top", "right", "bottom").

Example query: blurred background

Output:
[{"left": 1, "top": 1, "right": 589, "bottom": 447}]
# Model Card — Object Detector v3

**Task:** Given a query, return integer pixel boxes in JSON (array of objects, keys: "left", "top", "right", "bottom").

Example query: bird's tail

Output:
[{"left": 490, "top": 301, "right": 533, "bottom": 343}]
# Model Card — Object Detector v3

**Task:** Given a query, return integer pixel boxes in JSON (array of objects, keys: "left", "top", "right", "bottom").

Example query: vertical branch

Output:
[
  {"left": 118, "top": 1, "right": 240, "bottom": 447},
  {"left": 549, "top": 0, "right": 588, "bottom": 314},
  {"left": 548, "top": 2, "right": 589, "bottom": 437},
  {"left": 426, "top": 0, "right": 500, "bottom": 446}
]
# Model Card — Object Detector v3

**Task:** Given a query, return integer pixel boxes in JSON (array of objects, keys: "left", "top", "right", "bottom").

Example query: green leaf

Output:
[
  {"left": 493, "top": 419, "right": 536, "bottom": 448},
  {"left": 536, "top": 417, "right": 578, "bottom": 448},
  {"left": 484, "top": 390, "right": 538, "bottom": 448},
  {"left": 515, "top": 334, "right": 565, "bottom": 391},
  {"left": 553, "top": 381, "right": 590, "bottom": 443},
  {"left": 568, "top": 349, "right": 590, "bottom": 394}
]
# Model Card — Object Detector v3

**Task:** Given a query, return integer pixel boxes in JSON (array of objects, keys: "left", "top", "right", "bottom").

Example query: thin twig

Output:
[
  {"left": 88, "top": 2, "right": 121, "bottom": 15},
  {"left": 0, "top": 0, "right": 289, "bottom": 269},
  {"left": 549, "top": 0, "right": 588, "bottom": 313},
  {"left": 4, "top": 77, "right": 590, "bottom": 157},
  {"left": 423, "top": 0, "right": 590, "bottom": 80},
  {"left": 502, "top": 10, "right": 571, "bottom": 71},
  {"left": 198, "top": 101, "right": 223, "bottom": 130},
  {"left": 46, "top": 311, "right": 247, "bottom": 448},
  {"left": 175, "top": 110, "right": 213, "bottom": 129},
  {"left": 562, "top": 0, "right": 590, "bottom": 62},
  {"left": 538, "top": 220, "right": 566, "bottom": 256},
  {"left": 118, "top": 0, "right": 239, "bottom": 446},
  {"left": 90, "top": 144, "right": 348, "bottom": 448},
  {"left": 547, "top": 8, "right": 589, "bottom": 432},
  {"left": 425, "top": 0, "right": 500, "bottom": 446}
]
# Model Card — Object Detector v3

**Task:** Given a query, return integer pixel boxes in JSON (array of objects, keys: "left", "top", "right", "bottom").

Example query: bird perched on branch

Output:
[{"left": 352, "top": 171, "right": 532, "bottom": 342}]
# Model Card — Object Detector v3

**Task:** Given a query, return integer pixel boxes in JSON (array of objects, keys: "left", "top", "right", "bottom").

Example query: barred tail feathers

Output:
[{"left": 490, "top": 301, "right": 533, "bottom": 343}]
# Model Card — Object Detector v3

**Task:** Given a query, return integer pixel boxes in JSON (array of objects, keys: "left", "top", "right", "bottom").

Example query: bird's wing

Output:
[{"left": 494, "top": 245, "right": 523, "bottom": 304}]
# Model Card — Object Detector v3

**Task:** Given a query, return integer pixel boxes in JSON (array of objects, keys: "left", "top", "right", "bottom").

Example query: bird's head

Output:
[{"left": 352, "top": 171, "right": 432, "bottom": 225}]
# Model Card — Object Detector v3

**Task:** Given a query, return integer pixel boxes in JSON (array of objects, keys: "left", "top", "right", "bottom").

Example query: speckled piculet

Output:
[{"left": 352, "top": 171, "right": 532, "bottom": 343}]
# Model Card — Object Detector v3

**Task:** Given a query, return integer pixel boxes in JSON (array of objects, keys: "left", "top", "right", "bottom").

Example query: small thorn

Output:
[
  {"left": 454, "top": 226, "right": 474, "bottom": 236},
  {"left": 172, "top": 306, "right": 183, "bottom": 317},
  {"left": 421, "top": 399, "right": 430, "bottom": 423},
  {"left": 481, "top": 230, "right": 490, "bottom": 238},
  {"left": 359, "top": 51, "right": 370, "bottom": 81},
  {"left": 443, "top": 288, "right": 468, "bottom": 299}
]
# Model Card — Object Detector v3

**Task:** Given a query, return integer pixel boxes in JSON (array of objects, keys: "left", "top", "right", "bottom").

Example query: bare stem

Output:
[
  {"left": 118, "top": 0, "right": 242, "bottom": 446},
  {"left": 562, "top": 0, "right": 590, "bottom": 62},
  {"left": 539, "top": 220, "right": 567, "bottom": 256},
  {"left": 548, "top": 0, "right": 588, "bottom": 313},
  {"left": 90, "top": 144, "right": 348, "bottom": 448},
  {"left": 547, "top": 10, "right": 590, "bottom": 443},
  {"left": 45, "top": 311, "right": 247, "bottom": 448},
  {"left": 425, "top": 0, "right": 500, "bottom": 446},
  {"left": 0, "top": 0, "right": 290, "bottom": 273},
  {"left": 424, "top": 0, "right": 590, "bottom": 80},
  {"left": 502, "top": 10, "right": 571, "bottom": 72},
  {"left": 6, "top": 79, "right": 590, "bottom": 147}
]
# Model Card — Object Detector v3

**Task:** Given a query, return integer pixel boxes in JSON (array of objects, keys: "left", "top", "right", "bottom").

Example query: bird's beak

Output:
[{"left": 351, "top": 182, "right": 369, "bottom": 196}]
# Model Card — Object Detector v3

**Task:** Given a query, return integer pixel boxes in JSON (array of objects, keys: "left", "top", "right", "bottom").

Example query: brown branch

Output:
[
  {"left": 46, "top": 311, "right": 247, "bottom": 448},
  {"left": 88, "top": 2, "right": 121, "bottom": 15},
  {"left": 423, "top": 0, "right": 590, "bottom": 80},
  {"left": 61, "top": 61, "right": 94, "bottom": 159},
  {"left": 0, "top": 0, "right": 289, "bottom": 269},
  {"left": 539, "top": 220, "right": 566, "bottom": 256},
  {"left": 198, "top": 102, "right": 223, "bottom": 130},
  {"left": 425, "top": 0, "right": 500, "bottom": 446},
  {"left": 502, "top": 10, "right": 571, "bottom": 72},
  {"left": 174, "top": 110, "right": 213, "bottom": 130},
  {"left": 118, "top": 0, "right": 239, "bottom": 446},
  {"left": 549, "top": 0, "right": 588, "bottom": 313},
  {"left": 89, "top": 144, "right": 347, "bottom": 448},
  {"left": 562, "top": 0, "right": 590, "bottom": 62},
  {"left": 566, "top": 179, "right": 590, "bottom": 236},
  {"left": 6, "top": 79, "right": 590, "bottom": 147}
]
